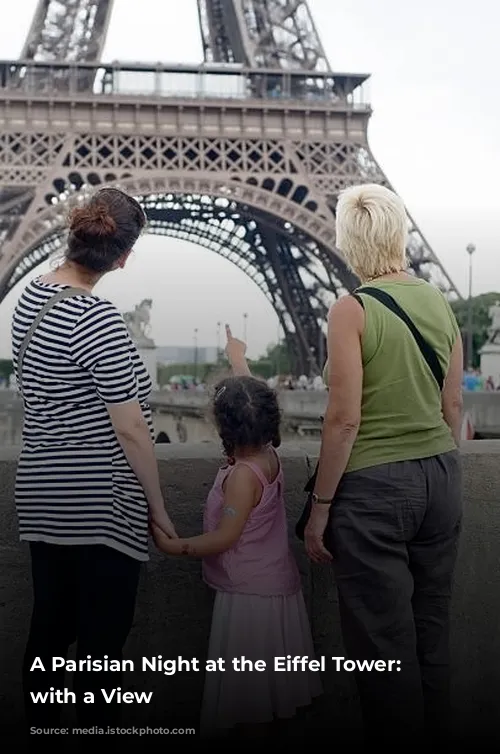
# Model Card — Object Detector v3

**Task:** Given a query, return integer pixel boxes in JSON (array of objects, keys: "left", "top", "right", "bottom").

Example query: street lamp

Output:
[
  {"left": 216, "top": 321, "right": 221, "bottom": 362},
  {"left": 318, "top": 322, "right": 324, "bottom": 374},
  {"left": 466, "top": 243, "right": 476, "bottom": 369},
  {"left": 276, "top": 319, "right": 281, "bottom": 376},
  {"left": 243, "top": 313, "right": 248, "bottom": 342},
  {"left": 193, "top": 328, "right": 199, "bottom": 379}
]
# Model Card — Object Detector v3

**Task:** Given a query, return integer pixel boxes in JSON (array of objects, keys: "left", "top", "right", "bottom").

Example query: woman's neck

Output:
[
  {"left": 41, "top": 262, "right": 101, "bottom": 292},
  {"left": 363, "top": 270, "right": 411, "bottom": 284}
]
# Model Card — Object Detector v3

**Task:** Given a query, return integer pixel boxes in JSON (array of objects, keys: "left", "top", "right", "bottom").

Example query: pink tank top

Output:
[{"left": 202, "top": 452, "right": 301, "bottom": 597}]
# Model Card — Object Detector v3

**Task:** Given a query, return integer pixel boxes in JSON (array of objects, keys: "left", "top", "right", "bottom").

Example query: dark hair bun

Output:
[{"left": 69, "top": 203, "right": 117, "bottom": 239}]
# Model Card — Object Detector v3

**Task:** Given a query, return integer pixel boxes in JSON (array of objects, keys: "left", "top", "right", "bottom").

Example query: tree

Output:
[
  {"left": 248, "top": 341, "right": 291, "bottom": 378},
  {"left": 0, "top": 359, "right": 14, "bottom": 387},
  {"left": 156, "top": 361, "right": 218, "bottom": 387},
  {"left": 450, "top": 292, "right": 500, "bottom": 368}
]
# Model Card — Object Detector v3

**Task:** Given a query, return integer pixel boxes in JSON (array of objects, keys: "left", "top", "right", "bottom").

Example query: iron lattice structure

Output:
[{"left": 0, "top": 0, "right": 460, "bottom": 374}]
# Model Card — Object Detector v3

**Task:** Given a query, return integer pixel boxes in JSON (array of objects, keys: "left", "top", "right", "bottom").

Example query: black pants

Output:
[
  {"left": 329, "top": 450, "right": 462, "bottom": 749},
  {"left": 23, "top": 542, "right": 141, "bottom": 730}
]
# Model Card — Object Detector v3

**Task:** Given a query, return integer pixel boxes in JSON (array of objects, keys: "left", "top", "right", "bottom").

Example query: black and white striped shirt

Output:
[{"left": 11, "top": 278, "right": 154, "bottom": 561}]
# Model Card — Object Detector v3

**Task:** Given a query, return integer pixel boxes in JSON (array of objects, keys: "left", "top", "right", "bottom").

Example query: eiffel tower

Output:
[{"left": 0, "top": 0, "right": 460, "bottom": 374}]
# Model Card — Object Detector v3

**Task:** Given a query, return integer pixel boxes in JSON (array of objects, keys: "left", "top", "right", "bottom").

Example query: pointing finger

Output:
[{"left": 225, "top": 324, "right": 232, "bottom": 339}]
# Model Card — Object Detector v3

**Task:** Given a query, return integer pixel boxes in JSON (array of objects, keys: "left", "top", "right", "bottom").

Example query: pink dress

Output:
[{"left": 200, "top": 452, "right": 322, "bottom": 736}]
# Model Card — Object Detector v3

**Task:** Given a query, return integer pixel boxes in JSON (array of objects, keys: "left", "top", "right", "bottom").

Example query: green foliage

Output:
[
  {"left": 261, "top": 341, "right": 291, "bottom": 375},
  {"left": 450, "top": 292, "right": 500, "bottom": 368},
  {"left": 157, "top": 361, "right": 219, "bottom": 387},
  {"left": 0, "top": 359, "right": 13, "bottom": 386},
  {"left": 156, "top": 341, "right": 291, "bottom": 386}
]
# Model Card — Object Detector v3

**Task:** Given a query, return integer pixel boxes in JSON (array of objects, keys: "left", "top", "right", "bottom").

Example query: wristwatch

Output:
[{"left": 311, "top": 493, "right": 332, "bottom": 505}]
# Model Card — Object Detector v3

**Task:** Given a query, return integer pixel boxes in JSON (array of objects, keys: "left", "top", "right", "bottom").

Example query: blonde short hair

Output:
[{"left": 335, "top": 184, "right": 408, "bottom": 281}]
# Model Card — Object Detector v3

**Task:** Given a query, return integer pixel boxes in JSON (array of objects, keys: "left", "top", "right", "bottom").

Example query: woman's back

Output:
[
  {"left": 12, "top": 278, "right": 152, "bottom": 448},
  {"left": 12, "top": 277, "right": 154, "bottom": 561},
  {"left": 339, "top": 278, "right": 460, "bottom": 473},
  {"left": 202, "top": 452, "right": 300, "bottom": 597}
]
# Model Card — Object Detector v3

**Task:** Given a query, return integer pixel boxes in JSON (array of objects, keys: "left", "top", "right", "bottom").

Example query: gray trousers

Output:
[{"left": 328, "top": 450, "right": 462, "bottom": 748}]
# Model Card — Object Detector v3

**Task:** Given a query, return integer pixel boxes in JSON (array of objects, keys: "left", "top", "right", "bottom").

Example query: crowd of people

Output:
[
  {"left": 163, "top": 374, "right": 326, "bottom": 392},
  {"left": 463, "top": 368, "right": 498, "bottom": 391},
  {"left": 12, "top": 183, "right": 465, "bottom": 747}
]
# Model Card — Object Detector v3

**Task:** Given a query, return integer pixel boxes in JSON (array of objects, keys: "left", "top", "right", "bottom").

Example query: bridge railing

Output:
[{"left": 0, "top": 59, "right": 370, "bottom": 109}]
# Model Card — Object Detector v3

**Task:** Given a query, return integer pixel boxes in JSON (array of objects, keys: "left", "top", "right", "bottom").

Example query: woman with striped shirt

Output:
[{"left": 11, "top": 188, "right": 177, "bottom": 731}]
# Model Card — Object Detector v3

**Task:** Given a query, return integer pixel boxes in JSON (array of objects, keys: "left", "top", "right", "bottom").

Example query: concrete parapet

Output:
[{"left": 0, "top": 441, "right": 499, "bottom": 745}]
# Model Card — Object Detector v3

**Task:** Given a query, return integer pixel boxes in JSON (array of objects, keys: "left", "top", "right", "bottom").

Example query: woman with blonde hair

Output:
[{"left": 304, "top": 184, "right": 463, "bottom": 747}]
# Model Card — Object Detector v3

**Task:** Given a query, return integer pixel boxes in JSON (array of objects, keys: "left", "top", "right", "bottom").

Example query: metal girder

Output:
[
  {"left": 2, "top": 192, "right": 342, "bottom": 375},
  {"left": 0, "top": 0, "right": 462, "bottom": 375},
  {"left": 197, "top": 0, "right": 330, "bottom": 70},
  {"left": 0, "top": 189, "right": 35, "bottom": 250},
  {"left": 21, "top": 0, "right": 114, "bottom": 63}
]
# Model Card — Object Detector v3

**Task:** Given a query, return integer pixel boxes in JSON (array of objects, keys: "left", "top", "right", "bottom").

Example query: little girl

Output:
[{"left": 152, "top": 325, "right": 322, "bottom": 737}]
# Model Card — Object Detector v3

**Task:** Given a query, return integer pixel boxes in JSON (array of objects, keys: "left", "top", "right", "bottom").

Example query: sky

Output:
[{"left": 0, "top": 0, "right": 498, "bottom": 358}]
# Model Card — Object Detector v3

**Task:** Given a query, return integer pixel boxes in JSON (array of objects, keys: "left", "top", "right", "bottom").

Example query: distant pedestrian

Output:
[{"left": 155, "top": 431, "right": 171, "bottom": 443}]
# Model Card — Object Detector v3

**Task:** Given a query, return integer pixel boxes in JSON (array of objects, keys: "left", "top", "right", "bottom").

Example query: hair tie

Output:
[{"left": 214, "top": 386, "right": 226, "bottom": 402}]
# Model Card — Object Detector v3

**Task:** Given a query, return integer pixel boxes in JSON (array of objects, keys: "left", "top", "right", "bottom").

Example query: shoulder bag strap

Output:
[
  {"left": 351, "top": 286, "right": 445, "bottom": 391},
  {"left": 17, "top": 287, "right": 90, "bottom": 381}
]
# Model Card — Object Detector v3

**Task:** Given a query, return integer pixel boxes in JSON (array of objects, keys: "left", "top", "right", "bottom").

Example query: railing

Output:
[{"left": 0, "top": 59, "right": 371, "bottom": 109}]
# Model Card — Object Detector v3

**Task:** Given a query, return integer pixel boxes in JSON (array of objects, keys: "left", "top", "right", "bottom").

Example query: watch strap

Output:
[{"left": 312, "top": 493, "right": 332, "bottom": 505}]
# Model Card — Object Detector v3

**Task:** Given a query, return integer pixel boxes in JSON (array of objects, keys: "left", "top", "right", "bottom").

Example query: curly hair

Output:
[{"left": 212, "top": 376, "right": 281, "bottom": 458}]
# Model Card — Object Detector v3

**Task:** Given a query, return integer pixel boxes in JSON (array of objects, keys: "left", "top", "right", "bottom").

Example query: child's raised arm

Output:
[
  {"left": 151, "top": 464, "right": 260, "bottom": 557},
  {"left": 225, "top": 324, "right": 251, "bottom": 377}
]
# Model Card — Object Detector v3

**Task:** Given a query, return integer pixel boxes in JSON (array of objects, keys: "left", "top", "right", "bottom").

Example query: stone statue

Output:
[
  {"left": 487, "top": 301, "right": 500, "bottom": 341},
  {"left": 123, "top": 298, "right": 155, "bottom": 347}
]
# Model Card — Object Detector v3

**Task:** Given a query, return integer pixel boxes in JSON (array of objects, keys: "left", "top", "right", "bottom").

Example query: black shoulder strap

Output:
[{"left": 352, "top": 286, "right": 444, "bottom": 391}]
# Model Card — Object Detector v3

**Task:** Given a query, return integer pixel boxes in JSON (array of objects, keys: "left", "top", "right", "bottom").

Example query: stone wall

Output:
[{"left": 1, "top": 441, "right": 499, "bottom": 746}]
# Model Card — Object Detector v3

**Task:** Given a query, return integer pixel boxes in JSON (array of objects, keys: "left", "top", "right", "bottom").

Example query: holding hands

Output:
[
  {"left": 149, "top": 507, "right": 177, "bottom": 539},
  {"left": 151, "top": 520, "right": 180, "bottom": 554}
]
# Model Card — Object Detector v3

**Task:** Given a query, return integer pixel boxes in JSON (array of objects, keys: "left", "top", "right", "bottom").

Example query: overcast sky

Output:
[{"left": 0, "top": 0, "right": 498, "bottom": 358}]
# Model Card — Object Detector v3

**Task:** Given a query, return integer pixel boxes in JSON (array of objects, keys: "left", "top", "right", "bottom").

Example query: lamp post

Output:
[
  {"left": 466, "top": 243, "right": 476, "bottom": 369},
  {"left": 243, "top": 312, "right": 248, "bottom": 342},
  {"left": 276, "top": 320, "right": 281, "bottom": 376},
  {"left": 318, "top": 322, "right": 324, "bottom": 375},
  {"left": 193, "top": 328, "right": 199, "bottom": 379},
  {"left": 216, "top": 321, "right": 221, "bottom": 362}
]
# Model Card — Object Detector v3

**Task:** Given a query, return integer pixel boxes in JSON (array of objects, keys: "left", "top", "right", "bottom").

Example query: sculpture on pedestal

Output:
[
  {"left": 479, "top": 300, "right": 500, "bottom": 385},
  {"left": 487, "top": 301, "right": 500, "bottom": 343},
  {"left": 123, "top": 299, "right": 155, "bottom": 348},
  {"left": 123, "top": 298, "right": 158, "bottom": 389}
]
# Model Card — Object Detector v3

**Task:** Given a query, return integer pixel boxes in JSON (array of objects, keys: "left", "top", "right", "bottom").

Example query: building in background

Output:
[{"left": 156, "top": 346, "right": 218, "bottom": 366}]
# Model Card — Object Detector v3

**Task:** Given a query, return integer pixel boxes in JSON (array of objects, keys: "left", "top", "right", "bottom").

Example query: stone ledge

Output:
[{"left": 0, "top": 438, "right": 499, "bottom": 462}]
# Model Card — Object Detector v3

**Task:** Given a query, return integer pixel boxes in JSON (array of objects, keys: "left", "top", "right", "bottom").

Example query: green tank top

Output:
[{"left": 323, "top": 279, "right": 460, "bottom": 473}]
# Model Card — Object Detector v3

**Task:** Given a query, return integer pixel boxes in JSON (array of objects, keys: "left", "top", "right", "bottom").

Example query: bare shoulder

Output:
[
  {"left": 224, "top": 463, "right": 262, "bottom": 508},
  {"left": 226, "top": 463, "right": 261, "bottom": 490},
  {"left": 328, "top": 294, "right": 364, "bottom": 328}
]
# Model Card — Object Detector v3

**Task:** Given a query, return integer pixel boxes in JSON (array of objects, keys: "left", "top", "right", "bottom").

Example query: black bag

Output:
[
  {"left": 295, "top": 286, "right": 444, "bottom": 541},
  {"left": 295, "top": 460, "right": 319, "bottom": 541}
]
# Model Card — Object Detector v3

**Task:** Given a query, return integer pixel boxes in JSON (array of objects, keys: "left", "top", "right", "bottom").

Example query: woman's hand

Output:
[
  {"left": 150, "top": 522, "right": 180, "bottom": 554},
  {"left": 304, "top": 505, "right": 332, "bottom": 563},
  {"left": 149, "top": 507, "right": 178, "bottom": 539}
]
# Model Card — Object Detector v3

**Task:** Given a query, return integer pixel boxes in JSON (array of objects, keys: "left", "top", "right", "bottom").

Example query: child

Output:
[{"left": 152, "top": 325, "right": 322, "bottom": 737}]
